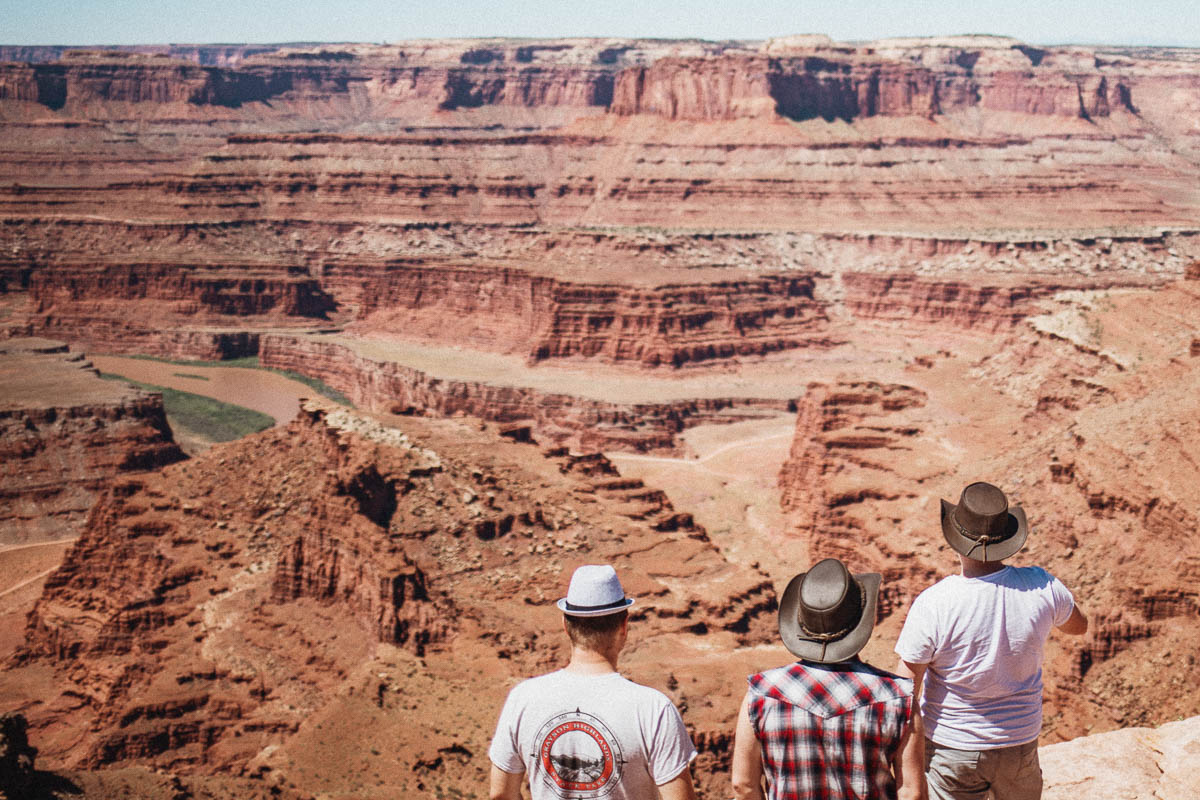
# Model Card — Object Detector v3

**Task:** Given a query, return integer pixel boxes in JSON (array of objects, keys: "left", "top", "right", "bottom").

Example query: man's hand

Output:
[
  {"left": 489, "top": 764, "right": 524, "bottom": 800},
  {"left": 731, "top": 692, "right": 766, "bottom": 800},
  {"left": 894, "top": 660, "right": 928, "bottom": 800}
]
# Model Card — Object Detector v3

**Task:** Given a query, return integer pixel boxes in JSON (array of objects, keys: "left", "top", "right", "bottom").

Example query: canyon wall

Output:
[
  {"left": 0, "top": 339, "right": 185, "bottom": 544},
  {"left": 14, "top": 226, "right": 1194, "bottom": 370},
  {"left": 22, "top": 261, "right": 335, "bottom": 358},
  {"left": 259, "top": 334, "right": 790, "bottom": 453},
  {"left": 1, "top": 39, "right": 1198, "bottom": 234},
  {"left": 609, "top": 46, "right": 1138, "bottom": 121},
  {"left": 0, "top": 38, "right": 1163, "bottom": 122},
  {"left": 329, "top": 259, "right": 829, "bottom": 365}
]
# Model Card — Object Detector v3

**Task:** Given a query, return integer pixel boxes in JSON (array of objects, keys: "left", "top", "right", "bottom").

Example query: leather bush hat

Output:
[
  {"left": 778, "top": 558, "right": 880, "bottom": 664},
  {"left": 940, "top": 481, "right": 1029, "bottom": 562},
  {"left": 556, "top": 564, "right": 635, "bottom": 617}
]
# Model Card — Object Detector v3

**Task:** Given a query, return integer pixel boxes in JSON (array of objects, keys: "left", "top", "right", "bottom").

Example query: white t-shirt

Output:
[
  {"left": 894, "top": 565, "right": 1075, "bottom": 749},
  {"left": 489, "top": 669, "right": 697, "bottom": 800}
]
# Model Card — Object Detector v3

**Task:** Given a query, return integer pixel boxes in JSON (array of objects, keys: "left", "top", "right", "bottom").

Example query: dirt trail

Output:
[
  {"left": 0, "top": 539, "right": 78, "bottom": 556},
  {"left": 609, "top": 416, "right": 802, "bottom": 582},
  {"left": 0, "top": 568, "right": 57, "bottom": 599},
  {"left": 613, "top": 430, "right": 794, "bottom": 475}
]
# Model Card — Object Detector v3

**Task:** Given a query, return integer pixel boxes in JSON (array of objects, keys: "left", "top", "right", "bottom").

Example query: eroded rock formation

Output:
[{"left": 6, "top": 400, "right": 774, "bottom": 794}]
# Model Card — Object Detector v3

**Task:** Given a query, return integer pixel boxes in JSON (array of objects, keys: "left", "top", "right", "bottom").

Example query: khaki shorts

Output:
[{"left": 925, "top": 738, "right": 1042, "bottom": 800}]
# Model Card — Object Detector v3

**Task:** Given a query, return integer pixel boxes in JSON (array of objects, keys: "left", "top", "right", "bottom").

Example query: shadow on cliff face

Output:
[
  {"left": 340, "top": 464, "right": 399, "bottom": 528},
  {"left": 768, "top": 61, "right": 860, "bottom": 122},
  {"left": 0, "top": 713, "right": 81, "bottom": 800}
]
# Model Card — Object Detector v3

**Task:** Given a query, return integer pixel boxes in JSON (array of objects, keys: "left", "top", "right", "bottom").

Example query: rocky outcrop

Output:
[
  {"left": 1041, "top": 714, "right": 1200, "bottom": 800},
  {"left": 10, "top": 398, "right": 777, "bottom": 776},
  {"left": 778, "top": 382, "right": 932, "bottom": 613},
  {"left": 0, "top": 339, "right": 185, "bottom": 544},
  {"left": 269, "top": 405, "right": 452, "bottom": 654}
]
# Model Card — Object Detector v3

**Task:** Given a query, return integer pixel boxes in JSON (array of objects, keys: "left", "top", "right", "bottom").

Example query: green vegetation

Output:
[
  {"left": 124, "top": 353, "right": 261, "bottom": 368},
  {"left": 100, "top": 373, "right": 275, "bottom": 443},
  {"left": 265, "top": 367, "right": 351, "bottom": 406},
  {"left": 172, "top": 372, "right": 210, "bottom": 381},
  {"left": 104, "top": 353, "right": 351, "bottom": 406}
]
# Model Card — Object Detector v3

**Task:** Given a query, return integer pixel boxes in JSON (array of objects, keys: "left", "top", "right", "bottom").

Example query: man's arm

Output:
[
  {"left": 489, "top": 764, "right": 524, "bottom": 800},
  {"left": 1057, "top": 603, "right": 1088, "bottom": 636},
  {"left": 893, "top": 660, "right": 928, "bottom": 800},
  {"left": 731, "top": 692, "right": 766, "bottom": 800},
  {"left": 657, "top": 767, "right": 698, "bottom": 800}
]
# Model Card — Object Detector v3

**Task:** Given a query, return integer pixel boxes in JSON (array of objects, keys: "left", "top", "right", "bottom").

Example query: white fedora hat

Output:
[{"left": 556, "top": 565, "right": 635, "bottom": 617}]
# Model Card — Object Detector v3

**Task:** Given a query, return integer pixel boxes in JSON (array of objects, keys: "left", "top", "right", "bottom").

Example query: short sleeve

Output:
[
  {"left": 894, "top": 591, "right": 937, "bottom": 665},
  {"left": 1048, "top": 572, "right": 1076, "bottom": 627},
  {"left": 487, "top": 687, "right": 526, "bottom": 775},
  {"left": 648, "top": 698, "right": 698, "bottom": 785}
]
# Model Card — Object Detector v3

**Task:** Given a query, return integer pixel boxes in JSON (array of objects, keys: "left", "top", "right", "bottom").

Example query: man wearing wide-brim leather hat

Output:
[
  {"left": 732, "top": 558, "right": 924, "bottom": 800},
  {"left": 896, "top": 482, "right": 1089, "bottom": 800},
  {"left": 489, "top": 564, "right": 699, "bottom": 800}
]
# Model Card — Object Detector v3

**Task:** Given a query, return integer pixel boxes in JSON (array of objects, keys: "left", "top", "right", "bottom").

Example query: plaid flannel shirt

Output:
[{"left": 747, "top": 659, "right": 912, "bottom": 800}]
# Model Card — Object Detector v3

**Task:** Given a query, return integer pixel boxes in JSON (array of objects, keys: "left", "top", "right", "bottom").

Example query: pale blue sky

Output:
[{"left": 3, "top": 0, "right": 1198, "bottom": 47}]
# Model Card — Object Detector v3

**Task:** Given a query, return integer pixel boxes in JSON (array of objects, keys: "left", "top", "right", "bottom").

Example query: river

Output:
[{"left": 89, "top": 356, "right": 322, "bottom": 427}]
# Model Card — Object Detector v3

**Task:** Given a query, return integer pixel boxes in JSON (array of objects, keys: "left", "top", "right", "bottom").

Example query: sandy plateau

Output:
[{"left": 1, "top": 34, "right": 1200, "bottom": 799}]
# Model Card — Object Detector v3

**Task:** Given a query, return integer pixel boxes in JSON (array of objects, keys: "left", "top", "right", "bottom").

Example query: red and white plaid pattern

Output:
[{"left": 748, "top": 660, "right": 912, "bottom": 800}]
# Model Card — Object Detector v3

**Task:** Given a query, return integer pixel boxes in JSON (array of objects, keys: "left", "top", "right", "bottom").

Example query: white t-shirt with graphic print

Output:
[
  {"left": 895, "top": 565, "right": 1076, "bottom": 749},
  {"left": 489, "top": 669, "right": 696, "bottom": 800}
]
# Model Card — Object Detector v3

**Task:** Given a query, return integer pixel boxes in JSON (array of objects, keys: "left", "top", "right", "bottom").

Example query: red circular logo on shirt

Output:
[{"left": 535, "top": 711, "right": 623, "bottom": 798}]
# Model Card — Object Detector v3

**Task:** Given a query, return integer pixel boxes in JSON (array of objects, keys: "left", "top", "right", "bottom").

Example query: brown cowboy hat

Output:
[
  {"left": 940, "top": 481, "right": 1029, "bottom": 562},
  {"left": 778, "top": 558, "right": 880, "bottom": 664}
]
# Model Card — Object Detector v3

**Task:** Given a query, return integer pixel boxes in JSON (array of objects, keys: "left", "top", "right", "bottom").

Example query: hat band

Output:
[
  {"left": 951, "top": 511, "right": 1008, "bottom": 543},
  {"left": 565, "top": 597, "right": 628, "bottom": 613},
  {"left": 799, "top": 581, "right": 864, "bottom": 642}
]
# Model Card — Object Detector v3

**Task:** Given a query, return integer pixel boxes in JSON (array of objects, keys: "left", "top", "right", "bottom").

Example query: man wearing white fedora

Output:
[
  {"left": 895, "top": 482, "right": 1089, "bottom": 800},
  {"left": 489, "top": 564, "right": 698, "bottom": 800}
]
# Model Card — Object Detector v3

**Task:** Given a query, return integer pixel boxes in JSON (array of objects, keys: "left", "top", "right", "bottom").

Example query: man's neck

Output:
[
  {"left": 960, "top": 556, "right": 1006, "bottom": 578},
  {"left": 565, "top": 646, "right": 620, "bottom": 675}
]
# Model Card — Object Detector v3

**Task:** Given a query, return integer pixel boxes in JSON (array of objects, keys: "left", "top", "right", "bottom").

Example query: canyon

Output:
[{"left": 1, "top": 33, "right": 1199, "bottom": 798}]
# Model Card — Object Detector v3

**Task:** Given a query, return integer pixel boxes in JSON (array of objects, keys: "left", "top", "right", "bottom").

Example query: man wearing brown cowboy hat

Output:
[
  {"left": 895, "top": 482, "right": 1088, "bottom": 800},
  {"left": 489, "top": 564, "right": 698, "bottom": 800},
  {"left": 731, "top": 557, "right": 924, "bottom": 800}
]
